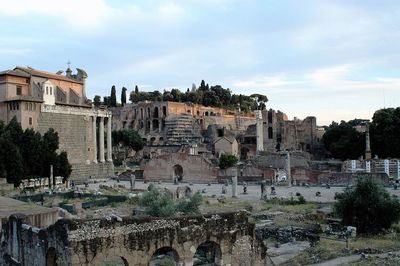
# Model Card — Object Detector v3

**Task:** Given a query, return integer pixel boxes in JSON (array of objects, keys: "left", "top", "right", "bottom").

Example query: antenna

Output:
[{"left": 67, "top": 60, "right": 71, "bottom": 69}]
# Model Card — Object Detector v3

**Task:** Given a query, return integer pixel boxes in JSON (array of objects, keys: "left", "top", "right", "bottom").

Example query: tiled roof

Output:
[
  {"left": 15, "top": 66, "right": 83, "bottom": 83},
  {"left": 0, "top": 69, "right": 30, "bottom": 78}
]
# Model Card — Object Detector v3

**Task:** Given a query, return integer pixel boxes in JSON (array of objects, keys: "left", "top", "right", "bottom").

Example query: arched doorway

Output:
[
  {"left": 173, "top": 164, "right": 183, "bottom": 181},
  {"left": 46, "top": 247, "right": 57, "bottom": 266},
  {"left": 100, "top": 256, "right": 129, "bottom": 266},
  {"left": 149, "top": 247, "right": 179, "bottom": 266},
  {"left": 153, "top": 107, "right": 159, "bottom": 118},
  {"left": 193, "top": 241, "right": 222, "bottom": 266}
]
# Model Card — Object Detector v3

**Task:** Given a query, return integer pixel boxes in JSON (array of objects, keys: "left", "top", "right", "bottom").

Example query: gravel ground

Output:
[{"left": 76, "top": 179, "right": 400, "bottom": 203}]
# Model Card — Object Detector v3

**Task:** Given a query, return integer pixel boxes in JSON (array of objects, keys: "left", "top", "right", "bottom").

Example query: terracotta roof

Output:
[
  {"left": 15, "top": 66, "right": 83, "bottom": 84},
  {"left": 0, "top": 69, "right": 30, "bottom": 78},
  {"left": 214, "top": 136, "right": 237, "bottom": 144}
]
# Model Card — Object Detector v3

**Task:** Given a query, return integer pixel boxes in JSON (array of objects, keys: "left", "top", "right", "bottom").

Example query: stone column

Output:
[
  {"left": 92, "top": 116, "right": 97, "bottom": 163},
  {"left": 256, "top": 110, "right": 264, "bottom": 154},
  {"left": 286, "top": 152, "right": 291, "bottom": 187},
  {"left": 99, "top": 117, "right": 105, "bottom": 163},
  {"left": 365, "top": 124, "right": 371, "bottom": 160},
  {"left": 107, "top": 116, "right": 112, "bottom": 162},
  {"left": 158, "top": 119, "right": 162, "bottom": 132},
  {"left": 232, "top": 173, "right": 237, "bottom": 198},
  {"left": 397, "top": 160, "right": 400, "bottom": 180}
]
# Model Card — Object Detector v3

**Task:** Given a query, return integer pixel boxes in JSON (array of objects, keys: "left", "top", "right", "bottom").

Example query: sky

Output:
[{"left": 1, "top": 0, "right": 400, "bottom": 125}]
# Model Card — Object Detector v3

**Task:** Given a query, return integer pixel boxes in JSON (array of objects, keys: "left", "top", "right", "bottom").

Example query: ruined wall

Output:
[
  {"left": 141, "top": 153, "right": 219, "bottom": 182},
  {"left": 67, "top": 212, "right": 268, "bottom": 266},
  {"left": 1, "top": 215, "right": 71, "bottom": 266},
  {"left": 1, "top": 213, "right": 271, "bottom": 266}
]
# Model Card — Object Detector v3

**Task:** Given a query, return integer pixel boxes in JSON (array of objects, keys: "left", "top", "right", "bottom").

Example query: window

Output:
[
  {"left": 16, "top": 86, "right": 22, "bottom": 95},
  {"left": 50, "top": 87, "right": 52, "bottom": 95},
  {"left": 29, "top": 103, "right": 32, "bottom": 111},
  {"left": 46, "top": 87, "right": 48, "bottom": 95},
  {"left": 25, "top": 103, "right": 28, "bottom": 110},
  {"left": 29, "top": 117, "right": 32, "bottom": 125},
  {"left": 26, "top": 78, "right": 29, "bottom": 84}
]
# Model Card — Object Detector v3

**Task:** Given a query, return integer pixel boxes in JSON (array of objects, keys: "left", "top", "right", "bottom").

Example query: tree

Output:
[
  {"left": 140, "top": 186, "right": 202, "bottom": 217},
  {"left": 135, "top": 85, "right": 139, "bottom": 94},
  {"left": 370, "top": 108, "right": 400, "bottom": 158},
  {"left": 219, "top": 154, "right": 238, "bottom": 169},
  {"left": 334, "top": 176, "right": 400, "bottom": 234},
  {"left": 93, "top": 95, "right": 101, "bottom": 107},
  {"left": 112, "top": 129, "right": 144, "bottom": 161},
  {"left": 0, "top": 133, "right": 24, "bottom": 186},
  {"left": 110, "top": 85, "right": 117, "bottom": 107},
  {"left": 139, "top": 187, "right": 176, "bottom": 217},
  {"left": 103, "top": 96, "right": 111, "bottom": 106},
  {"left": 322, "top": 121, "right": 365, "bottom": 160},
  {"left": 121, "top": 87, "right": 127, "bottom": 106},
  {"left": 55, "top": 151, "right": 72, "bottom": 182}
]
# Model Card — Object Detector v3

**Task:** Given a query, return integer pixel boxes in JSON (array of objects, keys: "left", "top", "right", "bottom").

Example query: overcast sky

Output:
[{"left": 1, "top": 0, "right": 400, "bottom": 125}]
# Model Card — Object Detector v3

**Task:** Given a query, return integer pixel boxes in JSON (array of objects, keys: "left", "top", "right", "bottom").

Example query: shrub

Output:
[
  {"left": 334, "top": 176, "right": 400, "bottom": 234},
  {"left": 140, "top": 188, "right": 203, "bottom": 217},
  {"left": 176, "top": 192, "right": 202, "bottom": 215},
  {"left": 219, "top": 154, "right": 238, "bottom": 169}
]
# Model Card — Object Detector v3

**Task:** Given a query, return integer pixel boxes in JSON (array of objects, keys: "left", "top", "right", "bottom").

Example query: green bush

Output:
[
  {"left": 334, "top": 176, "right": 400, "bottom": 234},
  {"left": 139, "top": 188, "right": 203, "bottom": 217},
  {"left": 219, "top": 154, "right": 238, "bottom": 169},
  {"left": 176, "top": 192, "right": 202, "bottom": 215}
]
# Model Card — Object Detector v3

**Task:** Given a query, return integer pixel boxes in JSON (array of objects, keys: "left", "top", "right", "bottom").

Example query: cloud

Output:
[{"left": 0, "top": 0, "right": 115, "bottom": 30}]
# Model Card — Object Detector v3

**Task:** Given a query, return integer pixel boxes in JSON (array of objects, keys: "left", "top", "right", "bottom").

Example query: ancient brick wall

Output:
[
  {"left": 36, "top": 112, "right": 113, "bottom": 181},
  {"left": 141, "top": 153, "right": 219, "bottom": 182}
]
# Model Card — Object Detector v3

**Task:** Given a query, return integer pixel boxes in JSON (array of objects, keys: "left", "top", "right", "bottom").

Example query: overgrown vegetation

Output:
[
  {"left": 323, "top": 107, "right": 400, "bottom": 160},
  {"left": 219, "top": 154, "right": 238, "bottom": 169},
  {"left": 334, "top": 176, "right": 400, "bottom": 234},
  {"left": 96, "top": 80, "right": 268, "bottom": 113},
  {"left": 139, "top": 185, "right": 202, "bottom": 217},
  {"left": 112, "top": 128, "right": 144, "bottom": 162},
  {"left": 0, "top": 117, "right": 72, "bottom": 186}
]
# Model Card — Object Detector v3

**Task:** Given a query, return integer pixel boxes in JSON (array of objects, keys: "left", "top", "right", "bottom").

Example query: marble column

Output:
[
  {"left": 99, "top": 117, "right": 105, "bottom": 163},
  {"left": 92, "top": 116, "right": 97, "bottom": 163},
  {"left": 232, "top": 173, "right": 237, "bottom": 198},
  {"left": 256, "top": 110, "right": 264, "bottom": 154},
  {"left": 107, "top": 116, "right": 112, "bottom": 162}
]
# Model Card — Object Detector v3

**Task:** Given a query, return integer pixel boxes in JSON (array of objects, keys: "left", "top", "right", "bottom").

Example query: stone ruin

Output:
[{"left": 1, "top": 211, "right": 273, "bottom": 266}]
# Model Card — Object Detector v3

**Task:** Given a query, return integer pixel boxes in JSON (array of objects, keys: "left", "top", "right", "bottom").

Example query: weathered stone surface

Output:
[{"left": 1, "top": 212, "right": 272, "bottom": 266}]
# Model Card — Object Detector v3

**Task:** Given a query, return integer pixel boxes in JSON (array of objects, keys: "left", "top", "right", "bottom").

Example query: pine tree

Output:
[
  {"left": 121, "top": 87, "right": 127, "bottom": 106},
  {"left": 110, "top": 85, "right": 117, "bottom": 107}
]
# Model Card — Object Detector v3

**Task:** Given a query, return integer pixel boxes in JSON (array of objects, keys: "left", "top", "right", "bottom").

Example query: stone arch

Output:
[
  {"left": 147, "top": 107, "right": 151, "bottom": 118},
  {"left": 193, "top": 241, "right": 222, "bottom": 265},
  {"left": 306, "top": 144, "right": 311, "bottom": 151},
  {"left": 173, "top": 164, "right": 183, "bottom": 181},
  {"left": 140, "top": 108, "right": 144, "bottom": 119},
  {"left": 46, "top": 247, "right": 57, "bottom": 266},
  {"left": 140, "top": 120, "right": 144, "bottom": 129},
  {"left": 268, "top": 111, "right": 273, "bottom": 123},
  {"left": 152, "top": 119, "right": 159, "bottom": 131},
  {"left": 268, "top": 127, "right": 273, "bottom": 139},
  {"left": 147, "top": 120, "right": 151, "bottom": 130},
  {"left": 205, "top": 111, "right": 209, "bottom": 116},
  {"left": 240, "top": 147, "right": 250, "bottom": 160},
  {"left": 150, "top": 137, "right": 156, "bottom": 145},
  {"left": 100, "top": 256, "right": 129, "bottom": 266},
  {"left": 153, "top": 106, "right": 159, "bottom": 118},
  {"left": 162, "top": 106, "right": 167, "bottom": 117},
  {"left": 149, "top": 246, "right": 179, "bottom": 266}
]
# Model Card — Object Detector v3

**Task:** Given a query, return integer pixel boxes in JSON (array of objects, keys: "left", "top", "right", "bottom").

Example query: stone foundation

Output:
[{"left": 70, "top": 162, "right": 114, "bottom": 183}]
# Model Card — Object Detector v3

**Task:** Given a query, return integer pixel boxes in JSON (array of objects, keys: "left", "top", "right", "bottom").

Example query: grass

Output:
[
  {"left": 344, "top": 255, "right": 400, "bottom": 266},
  {"left": 282, "top": 234, "right": 400, "bottom": 266},
  {"left": 262, "top": 202, "right": 317, "bottom": 214}
]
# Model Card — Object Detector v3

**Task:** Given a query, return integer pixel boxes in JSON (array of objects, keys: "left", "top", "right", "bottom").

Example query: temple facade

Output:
[{"left": 0, "top": 66, "right": 113, "bottom": 182}]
